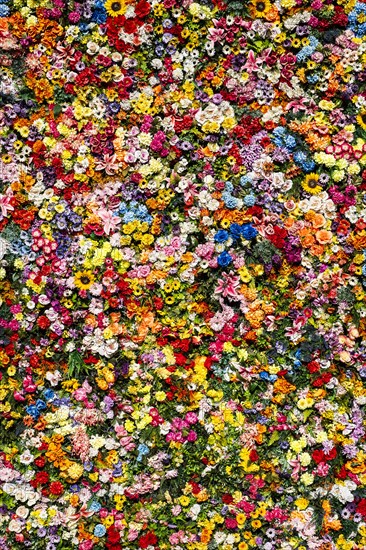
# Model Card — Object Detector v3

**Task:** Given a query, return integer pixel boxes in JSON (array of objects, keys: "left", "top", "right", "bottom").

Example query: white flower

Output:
[
  {"left": 16, "top": 505, "right": 29, "bottom": 519},
  {"left": 19, "top": 450, "right": 34, "bottom": 465}
]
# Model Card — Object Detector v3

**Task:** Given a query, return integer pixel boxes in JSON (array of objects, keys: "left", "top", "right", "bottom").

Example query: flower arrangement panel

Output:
[{"left": 1, "top": 0, "right": 366, "bottom": 549}]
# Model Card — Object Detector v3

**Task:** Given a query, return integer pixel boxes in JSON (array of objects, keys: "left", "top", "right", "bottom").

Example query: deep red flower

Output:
[
  {"left": 34, "top": 457, "right": 46, "bottom": 468},
  {"left": 222, "top": 493, "right": 234, "bottom": 504},
  {"left": 225, "top": 517, "right": 238, "bottom": 529},
  {"left": 324, "top": 448, "right": 337, "bottom": 461},
  {"left": 357, "top": 499, "right": 366, "bottom": 517},
  {"left": 249, "top": 450, "right": 259, "bottom": 462},
  {"left": 107, "top": 528, "right": 120, "bottom": 543},
  {"left": 138, "top": 531, "right": 157, "bottom": 549},
  {"left": 135, "top": 0, "right": 151, "bottom": 18},
  {"left": 32, "top": 471, "right": 49, "bottom": 486},
  {"left": 49, "top": 481, "right": 64, "bottom": 496},
  {"left": 307, "top": 361, "right": 320, "bottom": 373},
  {"left": 312, "top": 450, "right": 325, "bottom": 464},
  {"left": 37, "top": 316, "right": 51, "bottom": 329}
]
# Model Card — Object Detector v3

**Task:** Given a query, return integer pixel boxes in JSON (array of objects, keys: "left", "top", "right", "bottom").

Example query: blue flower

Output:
[
  {"left": 244, "top": 194, "right": 256, "bottom": 206},
  {"left": 241, "top": 224, "right": 258, "bottom": 240},
  {"left": 137, "top": 443, "right": 149, "bottom": 461},
  {"left": 214, "top": 230, "right": 229, "bottom": 243},
  {"left": 230, "top": 224, "right": 242, "bottom": 240},
  {"left": 225, "top": 181, "right": 234, "bottom": 193},
  {"left": 240, "top": 175, "right": 252, "bottom": 186},
  {"left": 91, "top": 7, "right": 107, "bottom": 24},
  {"left": 224, "top": 196, "right": 238, "bottom": 209},
  {"left": 362, "top": 264, "right": 366, "bottom": 276},
  {"left": 88, "top": 501, "right": 102, "bottom": 512},
  {"left": 0, "top": 4, "right": 10, "bottom": 16},
  {"left": 94, "top": 524, "right": 106, "bottom": 538},
  {"left": 26, "top": 405, "right": 38, "bottom": 419},
  {"left": 43, "top": 389, "right": 55, "bottom": 401},
  {"left": 217, "top": 251, "right": 232, "bottom": 267},
  {"left": 284, "top": 135, "right": 296, "bottom": 150}
]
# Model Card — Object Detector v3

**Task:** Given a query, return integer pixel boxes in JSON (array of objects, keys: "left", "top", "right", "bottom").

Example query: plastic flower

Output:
[
  {"left": 74, "top": 271, "right": 95, "bottom": 290},
  {"left": 249, "top": 0, "right": 272, "bottom": 18},
  {"left": 105, "top": 0, "right": 130, "bottom": 17},
  {"left": 301, "top": 173, "right": 322, "bottom": 195}
]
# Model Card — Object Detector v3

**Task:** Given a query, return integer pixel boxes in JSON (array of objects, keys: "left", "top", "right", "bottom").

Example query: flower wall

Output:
[{"left": 1, "top": 0, "right": 366, "bottom": 549}]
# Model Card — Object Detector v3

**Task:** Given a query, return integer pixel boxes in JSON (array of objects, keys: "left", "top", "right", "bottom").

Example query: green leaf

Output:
[
  {"left": 53, "top": 104, "right": 62, "bottom": 117},
  {"left": 268, "top": 431, "right": 280, "bottom": 446}
]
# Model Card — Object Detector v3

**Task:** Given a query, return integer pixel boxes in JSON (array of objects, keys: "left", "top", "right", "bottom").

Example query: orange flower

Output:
[
  {"left": 310, "top": 245, "right": 325, "bottom": 257},
  {"left": 316, "top": 230, "right": 332, "bottom": 244},
  {"left": 312, "top": 213, "right": 326, "bottom": 228},
  {"left": 273, "top": 378, "right": 296, "bottom": 395},
  {"left": 302, "top": 234, "right": 315, "bottom": 248}
]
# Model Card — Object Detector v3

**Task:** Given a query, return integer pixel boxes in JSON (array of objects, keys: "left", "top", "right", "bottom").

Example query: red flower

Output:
[
  {"left": 124, "top": 19, "right": 138, "bottom": 34},
  {"left": 107, "top": 528, "right": 120, "bottom": 544},
  {"left": 324, "top": 448, "right": 337, "bottom": 461},
  {"left": 135, "top": 0, "right": 151, "bottom": 18},
  {"left": 138, "top": 531, "right": 157, "bottom": 549},
  {"left": 312, "top": 450, "right": 325, "bottom": 464},
  {"left": 249, "top": 450, "right": 259, "bottom": 462},
  {"left": 49, "top": 481, "right": 64, "bottom": 496},
  {"left": 222, "top": 493, "right": 234, "bottom": 504},
  {"left": 336, "top": 466, "right": 347, "bottom": 480},
  {"left": 225, "top": 517, "right": 238, "bottom": 529},
  {"left": 307, "top": 361, "right": 320, "bottom": 373},
  {"left": 34, "top": 457, "right": 46, "bottom": 468},
  {"left": 37, "top": 316, "right": 51, "bottom": 329},
  {"left": 357, "top": 498, "right": 366, "bottom": 518},
  {"left": 32, "top": 471, "right": 49, "bottom": 486}
]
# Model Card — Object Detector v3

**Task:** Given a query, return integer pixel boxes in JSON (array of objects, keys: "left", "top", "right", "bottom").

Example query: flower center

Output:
[
  {"left": 307, "top": 179, "right": 318, "bottom": 188},
  {"left": 111, "top": 2, "right": 122, "bottom": 11},
  {"left": 256, "top": 2, "right": 266, "bottom": 11},
  {"left": 80, "top": 276, "right": 90, "bottom": 285}
]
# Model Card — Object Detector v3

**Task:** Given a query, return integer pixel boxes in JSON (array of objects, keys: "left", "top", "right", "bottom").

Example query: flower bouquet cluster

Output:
[{"left": 1, "top": 0, "right": 366, "bottom": 549}]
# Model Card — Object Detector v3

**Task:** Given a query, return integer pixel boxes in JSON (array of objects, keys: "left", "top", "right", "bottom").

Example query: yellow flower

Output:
[
  {"left": 236, "top": 513, "right": 246, "bottom": 526},
  {"left": 357, "top": 111, "right": 366, "bottom": 130},
  {"left": 301, "top": 173, "right": 322, "bottom": 195},
  {"left": 67, "top": 462, "right": 84, "bottom": 480},
  {"left": 74, "top": 270, "right": 95, "bottom": 290},
  {"left": 155, "top": 391, "right": 166, "bottom": 401},
  {"left": 295, "top": 498, "right": 309, "bottom": 510},
  {"left": 297, "top": 397, "right": 314, "bottom": 410},
  {"left": 105, "top": 0, "right": 131, "bottom": 17},
  {"left": 179, "top": 495, "right": 190, "bottom": 506},
  {"left": 249, "top": 0, "right": 271, "bottom": 18},
  {"left": 7, "top": 366, "right": 16, "bottom": 377}
]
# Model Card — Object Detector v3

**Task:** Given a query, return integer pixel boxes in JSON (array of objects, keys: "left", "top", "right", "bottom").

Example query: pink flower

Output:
[
  {"left": 215, "top": 271, "right": 240, "bottom": 298},
  {"left": 97, "top": 209, "right": 121, "bottom": 235},
  {"left": 79, "top": 540, "right": 94, "bottom": 550}
]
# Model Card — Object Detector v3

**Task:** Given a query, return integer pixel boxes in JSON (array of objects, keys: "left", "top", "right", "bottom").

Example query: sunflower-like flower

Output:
[
  {"left": 249, "top": 0, "right": 272, "bottom": 19},
  {"left": 105, "top": 0, "right": 131, "bottom": 17},
  {"left": 301, "top": 173, "right": 322, "bottom": 195},
  {"left": 74, "top": 271, "right": 95, "bottom": 291},
  {"left": 356, "top": 110, "right": 366, "bottom": 130}
]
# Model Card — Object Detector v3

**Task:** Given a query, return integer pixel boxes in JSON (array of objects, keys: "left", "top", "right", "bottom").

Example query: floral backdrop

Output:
[{"left": 1, "top": 0, "right": 366, "bottom": 548}]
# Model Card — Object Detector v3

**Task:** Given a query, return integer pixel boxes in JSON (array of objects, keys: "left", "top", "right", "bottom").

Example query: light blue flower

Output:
[{"left": 94, "top": 524, "right": 106, "bottom": 537}]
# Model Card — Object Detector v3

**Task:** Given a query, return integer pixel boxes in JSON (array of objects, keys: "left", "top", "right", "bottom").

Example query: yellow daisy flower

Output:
[
  {"left": 356, "top": 110, "right": 366, "bottom": 130},
  {"left": 105, "top": 0, "right": 131, "bottom": 17},
  {"left": 74, "top": 270, "right": 95, "bottom": 290},
  {"left": 249, "top": 0, "right": 272, "bottom": 18},
  {"left": 301, "top": 173, "right": 322, "bottom": 195}
]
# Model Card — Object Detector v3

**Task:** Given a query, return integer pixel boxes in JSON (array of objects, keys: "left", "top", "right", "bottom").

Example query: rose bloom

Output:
[{"left": 315, "top": 229, "right": 332, "bottom": 244}]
